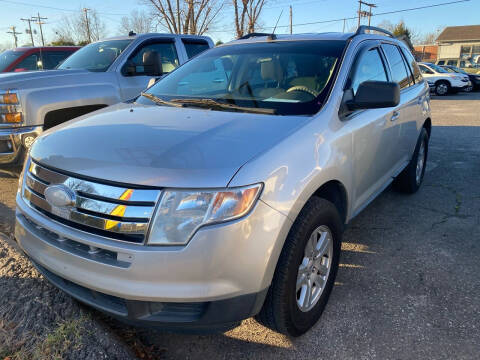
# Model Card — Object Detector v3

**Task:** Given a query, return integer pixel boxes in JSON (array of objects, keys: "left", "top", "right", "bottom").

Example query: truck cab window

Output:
[
  {"left": 12, "top": 54, "right": 40, "bottom": 72},
  {"left": 124, "top": 41, "right": 179, "bottom": 76},
  {"left": 183, "top": 40, "right": 210, "bottom": 59}
]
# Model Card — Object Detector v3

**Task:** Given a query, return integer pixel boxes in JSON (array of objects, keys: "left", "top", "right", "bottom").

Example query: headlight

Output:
[
  {"left": 1, "top": 91, "right": 18, "bottom": 104},
  {"left": 0, "top": 90, "right": 22, "bottom": 125},
  {"left": 148, "top": 183, "right": 262, "bottom": 245}
]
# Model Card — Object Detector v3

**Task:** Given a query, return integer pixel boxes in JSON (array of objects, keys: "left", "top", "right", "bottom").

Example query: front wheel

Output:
[
  {"left": 256, "top": 197, "right": 342, "bottom": 336},
  {"left": 393, "top": 128, "right": 429, "bottom": 193},
  {"left": 435, "top": 81, "right": 450, "bottom": 96}
]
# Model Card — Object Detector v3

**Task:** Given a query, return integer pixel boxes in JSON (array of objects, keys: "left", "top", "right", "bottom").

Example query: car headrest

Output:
[
  {"left": 261, "top": 59, "right": 283, "bottom": 82},
  {"left": 142, "top": 50, "right": 162, "bottom": 76}
]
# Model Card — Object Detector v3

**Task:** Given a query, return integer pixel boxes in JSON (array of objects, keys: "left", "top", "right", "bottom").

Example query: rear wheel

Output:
[
  {"left": 394, "top": 128, "right": 429, "bottom": 193},
  {"left": 435, "top": 81, "right": 450, "bottom": 96},
  {"left": 256, "top": 197, "right": 342, "bottom": 336}
]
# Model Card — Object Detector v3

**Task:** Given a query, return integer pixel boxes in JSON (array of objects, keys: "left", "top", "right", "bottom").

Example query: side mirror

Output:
[
  {"left": 142, "top": 51, "right": 163, "bottom": 77},
  {"left": 346, "top": 81, "right": 400, "bottom": 110}
]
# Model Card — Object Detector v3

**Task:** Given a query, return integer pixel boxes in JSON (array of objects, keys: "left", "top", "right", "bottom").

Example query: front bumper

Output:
[
  {"left": 452, "top": 82, "right": 471, "bottom": 90},
  {"left": 32, "top": 259, "right": 268, "bottom": 331},
  {"left": 15, "top": 192, "right": 291, "bottom": 327},
  {"left": 0, "top": 126, "right": 41, "bottom": 166}
]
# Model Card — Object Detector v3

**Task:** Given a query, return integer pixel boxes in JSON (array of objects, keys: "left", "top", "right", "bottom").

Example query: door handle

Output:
[{"left": 390, "top": 111, "right": 400, "bottom": 121}]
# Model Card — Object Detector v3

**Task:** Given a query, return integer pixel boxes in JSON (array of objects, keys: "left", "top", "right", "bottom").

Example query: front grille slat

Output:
[
  {"left": 23, "top": 160, "right": 162, "bottom": 244},
  {"left": 30, "top": 162, "right": 159, "bottom": 203},
  {"left": 24, "top": 188, "right": 148, "bottom": 235},
  {"left": 75, "top": 195, "right": 154, "bottom": 220}
]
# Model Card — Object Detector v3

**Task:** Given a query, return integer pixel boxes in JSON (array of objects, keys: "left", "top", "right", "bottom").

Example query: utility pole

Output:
[
  {"left": 21, "top": 18, "right": 35, "bottom": 46},
  {"left": 7, "top": 26, "right": 21, "bottom": 48},
  {"left": 83, "top": 8, "right": 92, "bottom": 43},
  {"left": 289, "top": 6, "right": 293, "bottom": 34},
  {"left": 343, "top": 18, "right": 346, "bottom": 32},
  {"left": 31, "top": 13, "right": 47, "bottom": 46},
  {"left": 358, "top": 1, "right": 376, "bottom": 28},
  {"left": 365, "top": 2, "right": 377, "bottom": 26},
  {"left": 357, "top": 0, "right": 362, "bottom": 28}
]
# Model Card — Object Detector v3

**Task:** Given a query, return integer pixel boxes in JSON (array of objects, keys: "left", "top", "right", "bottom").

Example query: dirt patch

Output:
[{"left": 0, "top": 235, "right": 135, "bottom": 360}]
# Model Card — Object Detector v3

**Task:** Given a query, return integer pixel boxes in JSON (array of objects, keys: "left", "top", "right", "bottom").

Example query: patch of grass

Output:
[{"left": 32, "top": 315, "right": 91, "bottom": 360}]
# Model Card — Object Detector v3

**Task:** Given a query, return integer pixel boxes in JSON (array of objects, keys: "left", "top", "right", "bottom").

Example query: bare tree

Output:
[
  {"left": 144, "top": 0, "right": 223, "bottom": 35},
  {"left": 232, "top": 0, "right": 267, "bottom": 38},
  {"left": 119, "top": 10, "right": 155, "bottom": 34},
  {"left": 416, "top": 27, "right": 444, "bottom": 45},
  {"left": 54, "top": 9, "right": 107, "bottom": 44}
]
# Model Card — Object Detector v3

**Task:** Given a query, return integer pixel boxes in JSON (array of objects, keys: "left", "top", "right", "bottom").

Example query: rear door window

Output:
[
  {"left": 382, "top": 44, "right": 411, "bottom": 89},
  {"left": 350, "top": 48, "right": 388, "bottom": 95},
  {"left": 43, "top": 51, "right": 74, "bottom": 69},
  {"left": 447, "top": 60, "right": 457, "bottom": 66},
  {"left": 11, "top": 53, "right": 40, "bottom": 71},
  {"left": 183, "top": 40, "right": 210, "bottom": 59}
]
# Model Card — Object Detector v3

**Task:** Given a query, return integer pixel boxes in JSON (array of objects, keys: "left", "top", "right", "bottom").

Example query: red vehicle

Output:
[{"left": 0, "top": 46, "right": 80, "bottom": 72}]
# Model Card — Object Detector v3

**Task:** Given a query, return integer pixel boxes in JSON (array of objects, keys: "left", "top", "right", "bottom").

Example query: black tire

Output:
[
  {"left": 393, "top": 128, "right": 429, "bottom": 194},
  {"left": 255, "top": 197, "right": 342, "bottom": 336},
  {"left": 435, "top": 80, "right": 450, "bottom": 96}
]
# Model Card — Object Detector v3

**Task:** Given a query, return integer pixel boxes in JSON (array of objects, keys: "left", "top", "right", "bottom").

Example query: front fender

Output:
[
  {"left": 228, "top": 112, "right": 353, "bottom": 290},
  {"left": 21, "top": 84, "right": 122, "bottom": 126}
]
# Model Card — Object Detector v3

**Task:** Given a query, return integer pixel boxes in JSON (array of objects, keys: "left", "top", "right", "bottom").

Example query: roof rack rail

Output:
[
  {"left": 239, "top": 32, "right": 274, "bottom": 40},
  {"left": 355, "top": 25, "right": 394, "bottom": 38}
]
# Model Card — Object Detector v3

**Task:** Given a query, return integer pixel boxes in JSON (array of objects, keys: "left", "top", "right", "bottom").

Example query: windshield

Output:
[
  {"left": 58, "top": 39, "right": 132, "bottom": 72},
  {"left": 0, "top": 50, "right": 25, "bottom": 72},
  {"left": 140, "top": 40, "right": 346, "bottom": 115},
  {"left": 429, "top": 64, "right": 448, "bottom": 73}
]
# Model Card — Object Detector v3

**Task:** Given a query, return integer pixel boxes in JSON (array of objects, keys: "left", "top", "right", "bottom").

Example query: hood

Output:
[
  {"left": 30, "top": 103, "right": 310, "bottom": 188},
  {"left": 0, "top": 69, "right": 102, "bottom": 90}
]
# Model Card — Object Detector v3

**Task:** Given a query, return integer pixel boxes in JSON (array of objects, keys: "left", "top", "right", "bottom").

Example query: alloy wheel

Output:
[
  {"left": 416, "top": 139, "right": 426, "bottom": 185},
  {"left": 296, "top": 225, "right": 333, "bottom": 312}
]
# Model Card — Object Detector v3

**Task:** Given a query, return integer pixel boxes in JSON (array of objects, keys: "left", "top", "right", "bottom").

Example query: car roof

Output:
[
  {"left": 12, "top": 46, "right": 80, "bottom": 51},
  {"left": 101, "top": 33, "right": 212, "bottom": 42},
  {"left": 221, "top": 31, "right": 404, "bottom": 46}
]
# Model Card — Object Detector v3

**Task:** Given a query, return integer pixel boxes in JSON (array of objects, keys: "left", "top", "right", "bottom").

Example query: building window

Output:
[{"left": 460, "top": 46, "right": 472, "bottom": 58}]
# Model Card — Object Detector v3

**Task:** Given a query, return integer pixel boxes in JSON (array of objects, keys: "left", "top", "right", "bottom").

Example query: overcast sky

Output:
[{"left": 0, "top": 0, "right": 477, "bottom": 47}]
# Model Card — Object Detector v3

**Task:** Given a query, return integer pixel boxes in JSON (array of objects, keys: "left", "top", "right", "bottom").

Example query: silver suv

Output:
[{"left": 15, "top": 26, "right": 431, "bottom": 336}]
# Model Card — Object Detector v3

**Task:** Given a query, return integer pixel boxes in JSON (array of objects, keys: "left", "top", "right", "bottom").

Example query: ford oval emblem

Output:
[{"left": 44, "top": 184, "right": 76, "bottom": 208}]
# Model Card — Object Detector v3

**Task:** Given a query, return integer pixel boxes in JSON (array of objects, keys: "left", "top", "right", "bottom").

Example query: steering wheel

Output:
[{"left": 286, "top": 86, "right": 319, "bottom": 98}]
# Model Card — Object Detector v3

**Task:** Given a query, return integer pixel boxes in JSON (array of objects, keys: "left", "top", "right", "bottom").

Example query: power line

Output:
[
  {"left": 0, "top": 0, "right": 128, "bottom": 16},
  {"left": 259, "top": 0, "right": 470, "bottom": 30}
]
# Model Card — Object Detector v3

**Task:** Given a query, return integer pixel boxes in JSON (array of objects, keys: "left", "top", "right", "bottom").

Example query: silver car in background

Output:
[{"left": 15, "top": 26, "right": 431, "bottom": 336}]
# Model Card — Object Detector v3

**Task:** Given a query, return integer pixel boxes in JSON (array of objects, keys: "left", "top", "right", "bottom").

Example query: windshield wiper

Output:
[
  {"left": 170, "top": 98, "right": 276, "bottom": 115},
  {"left": 140, "top": 92, "right": 184, "bottom": 108}
]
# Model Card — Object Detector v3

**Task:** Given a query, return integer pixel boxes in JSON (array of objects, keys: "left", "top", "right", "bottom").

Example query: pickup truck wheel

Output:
[
  {"left": 255, "top": 197, "right": 342, "bottom": 336},
  {"left": 393, "top": 128, "right": 429, "bottom": 194},
  {"left": 435, "top": 81, "right": 450, "bottom": 96}
]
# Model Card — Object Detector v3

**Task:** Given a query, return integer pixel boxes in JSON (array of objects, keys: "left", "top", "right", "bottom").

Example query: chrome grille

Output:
[{"left": 22, "top": 160, "right": 161, "bottom": 244}]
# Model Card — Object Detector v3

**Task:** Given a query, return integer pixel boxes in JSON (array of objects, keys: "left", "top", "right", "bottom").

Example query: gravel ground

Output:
[{"left": 0, "top": 91, "right": 479, "bottom": 359}]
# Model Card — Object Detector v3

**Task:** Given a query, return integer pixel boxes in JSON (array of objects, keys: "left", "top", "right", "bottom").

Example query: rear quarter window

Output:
[
  {"left": 382, "top": 43, "right": 411, "bottom": 89},
  {"left": 401, "top": 47, "right": 423, "bottom": 83},
  {"left": 183, "top": 40, "right": 210, "bottom": 59}
]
